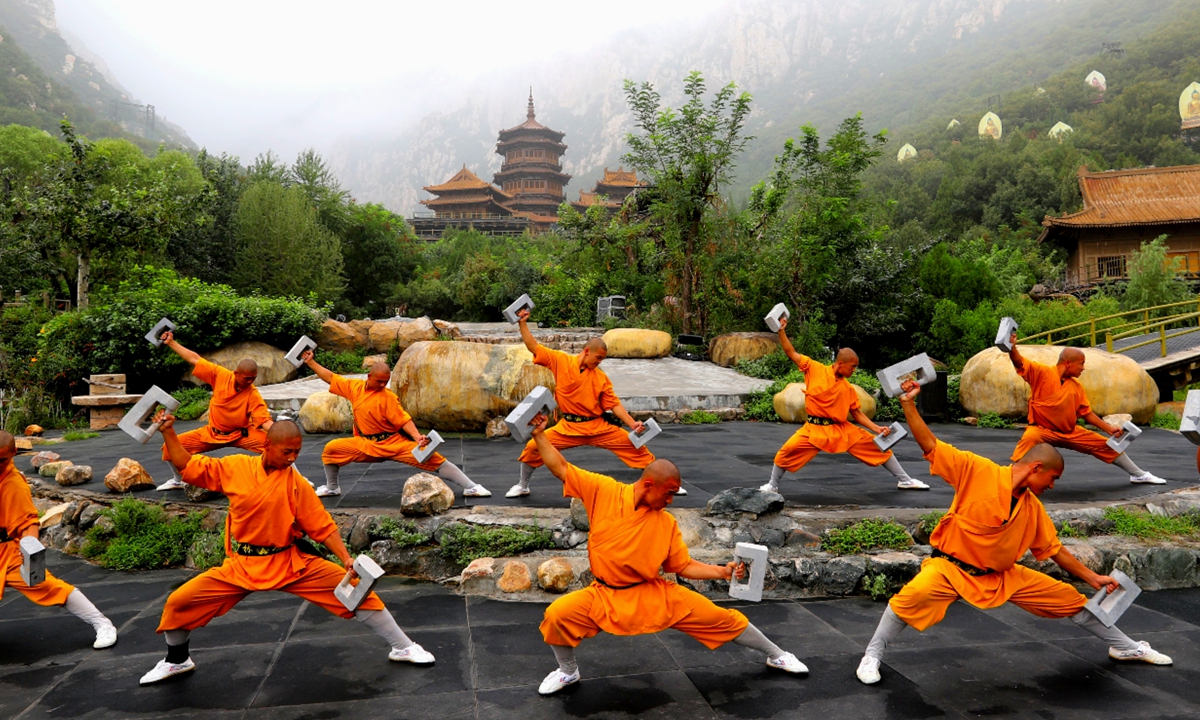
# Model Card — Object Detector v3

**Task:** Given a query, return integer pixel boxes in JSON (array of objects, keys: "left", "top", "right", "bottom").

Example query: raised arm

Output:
[
  {"left": 160, "top": 330, "right": 202, "bottom": 366},
  {"left": 898, "top": 380, "right": 937, "bottom": 454},
  {"left": 775, "top": 317, "right": 804, "bottom": 367},
  {"left": 156, "top": 412, "right": 194, "bottom": 472},
  {"left": 530, "top": 414, "right": 569, "bottom": 480},
  {"left": 516, "top": 307, "right": 539, "bottom": 355},
  {"left": 1007, "top": 330, "right": 1025, "bottom": 372},
  {"left": 300, "top": 349, "right": 335, "bottom": 384}
]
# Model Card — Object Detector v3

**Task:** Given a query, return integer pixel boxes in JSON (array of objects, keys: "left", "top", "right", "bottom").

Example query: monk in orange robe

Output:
[
  {"left": 761, "top": 317, "right": 928, "bottom": 493},
  {"left": 155, "top": 329, "right": 273, "bottom": 491},
  {"left": 508, "top": 307, "right": 666, "bottom": 498},
  {"left": 527, "top": 414, "right": 808, "bottom": 695},
  {"left": 855, "top": 380, "right": 1172, "bottom": 686},
  {"left": 0, "top": 431, "right": 117, "bottom": 649},
  {"left": 1006, "top": 331, "right": 1165, "bottom": 484},
  {"left": 139, "top": 416, "right": 435, "bottom": 685},
  {"left": 300, "top": 351, "right": 490, "bottom": 499}
]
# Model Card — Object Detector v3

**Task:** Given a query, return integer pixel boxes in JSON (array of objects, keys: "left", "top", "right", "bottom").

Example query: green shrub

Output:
[
  {"left": 735, "top": 350, "right": 796, "bottom": 380},
  {"left": 438, "top": 523, "right": 554, "bottom": 565},
  {"left": 1100, "top": 507, "right": 1200, "bottom": 539},
  {"left": 188, "top": 529, "right": 227, "bottom": 571},
  {"left": 821, "top": 518, "right": 911, "bottom": 555},
  {"left": 850, "top": 369, "right": 903, "bottom": 423},
  {"left": 305, "top": 349, "right": 369, "bottom": 376},
  {"left": 1151, "top": 411, "right": 1181, "bottom": 430},
  {"left": 171, "top": 387, "right": 212, "bottom": 421},
  {"left": 917, "top": 511, "right": 946, "bottom": 537},
  {"left": 63, "top": 430, "right": 99, "bottom": 441},
  {"left": 82, "top": 498, "right": 206, "bottom": 570},
  {"left": 976, "top": 412, "right": 1013, "bottom": 429},
  {"left": 863, "top": 573, "right": 893, "bottom": 601},
  {"left": 680, "top": 410, "right": 720, "bottom": 425},
  {"left": 375, "top": 517, "right": 431, "bottom": 549}
]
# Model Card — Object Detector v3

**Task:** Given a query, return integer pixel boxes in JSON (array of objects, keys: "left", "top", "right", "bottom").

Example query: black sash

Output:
[
  {"left": 932, "top": 548, "right": 994, "bottom": 576},
  {"left": 805, "top": 416, "right": 838, "bottom": 427},
  {"left": 594, "top": 576, "right": 646, "bottom": 590}
]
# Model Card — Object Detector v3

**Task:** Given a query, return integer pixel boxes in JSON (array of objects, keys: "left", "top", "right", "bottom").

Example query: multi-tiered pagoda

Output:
[
  {"left": 492, "top": 91, "right": 571, "bottom": 230},
  {"left": 571, "top": 167, "right": 645, "bottom": 213}
]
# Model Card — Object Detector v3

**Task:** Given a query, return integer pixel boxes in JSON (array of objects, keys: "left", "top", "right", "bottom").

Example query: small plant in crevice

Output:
[
  {"left": 375, "top": 517, "right": 431, "bottom": 549},
  {"left": 438, "top": 523, "right": 554, "bottom": 566},
  {"left": 680, "top": 410, "right": 721, "bottom": 425},
  {"left": 863, "top": 573, "right": 894, "bottom": 601},
  {"left": 821, "top": 518, "right": 911, "bottom": 555},
  {"left": 82, "top": 498, "right": 206, "bottom": 571}
]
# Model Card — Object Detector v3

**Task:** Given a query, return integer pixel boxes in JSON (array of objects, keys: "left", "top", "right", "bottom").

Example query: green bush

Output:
[
  {"left": 863, "top": 573, "right": 894, "bottom": 601},
  {"left": 171, "top": 387, "right": 212, "bottom": 421},
  {"left": 188, "top": 529, "right": 227, "bottom": 571},
  {"left": 82, "top": 499, "right": 206, "bottom": 570},
  {"left": 821, "top": 518, "right": 911, "bottom": 555},
  {"left": 742, "top": 369, "right": 803, "bottom": 422},
  {"left": 1151, "top": 411, "right": 1181, "bottom": 430},
  {"left": 917, "top": 511, "right": 946, "bottom": 537},
  {"left": 301, "top": 349, "right": 369, "bottom": 376},
  {"left": 976, "top": 412, "right": 1013, "bottom": 429},
  {"left": 735, "top": 350, "right": 796, "bottom": 380},
  {"left": 438, "top": 523, "right": 554, "bottom": 566},
  {"left": 375, "top": 517, "right": 431, "bottom": 549},
  {"left": 1100, "top": 507, "right": 1200, "bottom": 539},
  {"left": 680, "top": 410, "right": 720, "bottom": 425}
]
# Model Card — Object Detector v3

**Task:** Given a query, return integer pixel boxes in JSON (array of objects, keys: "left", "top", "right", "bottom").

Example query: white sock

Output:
[
  {"left": 64, "top": 589, "right": 113, "bottom": 630},
  {"left": 164, "top": 629, "right": 191, "bottom": 646},
  {"left": 865, "top": 606, "right": 908, "bottom": 660},
  {"left": 882, "top": 456, "right": 913, "bottom": 482},
  {"left": 519, "top": 463, "right": 535, "bottom": 488},
  {"left": 732, "top": 623, "right": 785, "bottom": 661},
  {"left": 1070, "top": 609, "right": 1140, "bottom": 652},
  {"left": 437, "top": 462, "right": 477, "bottom": 490},
  {"left": 1112, "top": 454, "right": 1145, "bottom": 476},
  {"left": 356, "top": 609, "right": 414, "bottom": 651},
  {"left": 323, "top": 464, "right": 340, "bottom": 490},
  {"left": 766, "top": 465, "right": 786, "bottom": 488},
  {"left": 169, "top": 465, "right": 183, "bottom": 483},
  {"left": 551, "top": 644, "right": 578, "bottom": 675}
]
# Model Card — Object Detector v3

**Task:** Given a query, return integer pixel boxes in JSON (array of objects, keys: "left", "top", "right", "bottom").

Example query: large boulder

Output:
[
  {"left": 537, "top": 557, "right": 575, "bottom": 593},
  {"left": 184, "top": 341, "right": 299, "bottom": 387},
  {"left": 298, "top": 391, "right": 353, "bottom": 434},
  {"left": 401, "top": 472, "right": 455, "bottom": 516},
  {"left": 368, "top": 321, "right": 402, "bottom": 352},
  {"left": 104, "top": 458, "right": 155, "bottom": 492},
  {"left": 391, "top": 341, "right": 555, "bottom": 432},
  {"left": 433, "top": 320, "right": 462, "bottom": 339},
  {"left": 316, "top": 319, "right": 359, "bottom": 354},
  {"left": 960, "top": 346, "right": 1158, "bottom": 422},
  {"left": 772, "top": 382, "right": 876, "bottom": 423},
  {"left": 396, "top": 317, "right": 439, "bottom": 352},
  {"left": 709, "top": 332, "right": 780, "bottom": 367},
  {"left": 348, "top": 319, "right": 374, "bottom": 347},
  {"left": 601, "top": 329, "right": 672, "bottom": 358}
]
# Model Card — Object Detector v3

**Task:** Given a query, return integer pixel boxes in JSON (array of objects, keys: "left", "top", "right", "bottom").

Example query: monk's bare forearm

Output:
[
  {"left": 304, "top": 358, "right": 335, "bottom": 384},
  {"left": 322, "top": 531, "right": 353, "bottom": 568},
  {"left": 851, "top": 408, "right": 882, "bottom": 435},
  {"left": 532, "top": 429, "right": 569, "bottom": 480},
  {"left": 1009, "top": 344, "right": 1024, "bottom": 371},
  {"left": 1051, "top": 546, "right": 1113, "bottom": 590},
  {"left": 612, "top": 404, "right": 638, "bottom": 429},
  {"left": 166, "top": 340, "right": 202, "bottom": 366},
  {"left": 899, "top": 394, "right": 936, "bottom": 454},
  {"left": 161, "top": 426, "right": 193, "bottom": 473},
  {"left": 1083, "top": 411, "right": 1117, "bottom": 435},
  {"left": 518, "top": 316, "right": 539, "bottom": 354},
  {"left": 677, "top": 559, "right": 733, "bottom": 581},
  {"left": 777, "top": 328, "right": 803, "bottom": 366},
  {"left": 401, "top": 420, "right": 422, "bottom": 442}
]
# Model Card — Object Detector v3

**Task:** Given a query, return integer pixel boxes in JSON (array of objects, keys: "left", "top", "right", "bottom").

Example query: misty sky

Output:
[{"left": 54, "top": 0, "right": 726, "bottom": 162}]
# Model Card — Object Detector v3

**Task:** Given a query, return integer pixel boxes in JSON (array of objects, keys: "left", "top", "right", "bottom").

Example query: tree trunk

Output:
[
  {"left": 681, "top": 218, "right": 699, "bottom": 334},
  {"left": 76, "top": 251, "right": 90, "bottom": 311}
]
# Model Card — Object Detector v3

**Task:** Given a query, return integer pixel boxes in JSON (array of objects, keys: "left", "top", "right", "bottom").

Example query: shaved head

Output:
[
  {"left": 266, "top": 420, "right": 303, "bottom": 443},
  {"left": 236, "top": 359, "right": 258, "bottom": 374},
  {"left": 643, "top": 458, "right": 681, "bottom": 486},
  {"left": 836, "top": 348, "right": 859, "bottom": 364},
  {"left": 585, "top": 338, "right": 608, "bottom": 353},
  {"left": 1016, "top": 443, "right": 1064, "bottom": 471},
  {"left": 0, "top": 431, "right": 13, "bottom": 452},
  {"left": 1059, "top": 347, "right": 1084, "bottom": 364},
  {"left": 369, "top": 362, "right": 390, "bottom": 377}
]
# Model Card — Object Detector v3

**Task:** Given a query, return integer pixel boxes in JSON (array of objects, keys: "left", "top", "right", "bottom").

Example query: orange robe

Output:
[
  {"left": 773, "top": 355, "right": 890, "bottom": 471},
  {"left": 1010, "top": 360, "right": 1118, "bottom": 463},
  {"left": 157, "top": 454, "right": 384, "bottom": 632},
  {"left": 0, "top": 463, "right": 74, "bottom": 606},
  {"left": 889, "top": 440, "right": 1085, "bottom": 631},
  {"left": 162, "top": 358, "right": 271, "bottom": 461},
  {"left": 320, "top": 374, "right": 445, "bottom": 471},
  {"left": 540, "top": 464, "right": 747, "bottom": 648},
  {"left": 519, "top": 346, "right": 654, "bottom": 469}
]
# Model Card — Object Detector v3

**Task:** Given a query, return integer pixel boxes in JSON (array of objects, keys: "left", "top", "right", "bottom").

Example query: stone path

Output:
[{"left": 2, "top": 549, "right": 1198, "bottom": 719}]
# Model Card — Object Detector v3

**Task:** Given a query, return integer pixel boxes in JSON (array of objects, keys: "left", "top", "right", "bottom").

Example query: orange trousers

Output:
[
  {"left": 320, "top": 436, "right": 445, "bottom": 472},
  {"left": 519, "top": 423, "right": 655, "bottom": 469},
  {"left": 156, "top": 553, "right": 384, "bottom": 632},
  {"left": 889, "top": 558, "right": 1086, "bottom": 632},
  {"left": 1010, "top": 425, "right": 1120, "bottom": 463},
  {"left": 540, "top": 583, "right": 748, "bottom": 649},
  {"left": 2, "top": 564, "right": 74, "bottom": 606},
  {"left": 162, "top": 425, "right": 267, "bottom": 462},
  {"left": 773, "top": 425, "right": 891, "bottom": 472}
]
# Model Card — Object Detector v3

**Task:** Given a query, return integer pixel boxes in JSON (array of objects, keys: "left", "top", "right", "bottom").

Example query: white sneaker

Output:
[
  {"left": 156, "top": 479, "right": 185, "bottom": 491},
  {"left": 463, "top": 485, "right": 492, "bottom": 498},
  {"left": 1110, "top": 640, "right": 1173, "bottom": 665},
  {"left": 674, "top": 487, "right": 688, "bottom": 496},
  {"left": 139, "top": 657, "right": 196, "bottom": 685},
  {"left": 93, "top": 623, "right": 117, "bottom": 649},
  {"left": 758, "top": 482, "right": 779, "bottom": 494},
  {"left": 538, "top": 668, "right": 580, "bottom": 695},
  {"left": 506, "top": 484, "right": 531, "bottom": 498},
  {"left": 766, "top": 652, "right": 808, "bottom": 674},
  {"left": 897, "top": 478, "right": 930, "bottom": 490},
  {"left": 1130, "top": 473, "right": 1167, "bottom": 485},
  {"left": 856, "top": 655, "right": 882, "bottom": 684},
  {"left": 315, "top": 485, "right": 341, "bottom": 497},
  {"left": 389, "top": 643, "right": 435, "bottom": 665}
]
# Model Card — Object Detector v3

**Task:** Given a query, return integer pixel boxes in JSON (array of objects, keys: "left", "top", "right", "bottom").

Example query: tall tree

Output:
[
  {"left": 339, "top": 202, "right": 419, "bottom": 315},
  {"left": 290, "top": 148, "right": 350, "bottom": 236}
]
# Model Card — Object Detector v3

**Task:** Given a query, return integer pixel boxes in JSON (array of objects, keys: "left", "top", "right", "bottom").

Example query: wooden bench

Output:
[{"left": 71, "top": 374, "right": 143, "bottom": 430}]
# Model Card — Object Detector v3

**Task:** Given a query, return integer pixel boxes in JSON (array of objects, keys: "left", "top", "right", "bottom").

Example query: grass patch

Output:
[
  {"left": 1151, "top": 411, "right": 1181, "bottom": 430},
  {"left": 82, "top": 498, "right": 206, "bottom": 570},
  {"left": 375, "top": 517, "right": 431, "bottom": 550},
  {"left": 821, "top": 518, "right": 911, "bottom": 555},
  {"left": 438, "top": 523, "right": 554, "bottom": 566},
  {"left": 63, "top": 430, "right": 99, "bottom": 441},
  {"left": 680, "top": 410, "right": 720, "bottom": 425},
  {"left": 917, "top": 511, "right": 946, "bottom": 537},
  {"left": 171, "top": 387, "right": 212, "bottom": 421},
  {"left": 976, "top": 412, "right": 1013, "bottom": 429},
  {"left": 188, "top": 529, "right": 227, "bottom": 571},
  {"left": 1100, "top": 507, "right": 1200, "bottom": 539}
]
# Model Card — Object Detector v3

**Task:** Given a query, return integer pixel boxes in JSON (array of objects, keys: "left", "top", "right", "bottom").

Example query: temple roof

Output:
[
  {"left": 423, "top": 166, "right": 513, "bottom": 199},
  {"left": 498, "top": 90, "right": 565, "bottom": 141},
  {"left": 597, "top": 167, "right": 641, "bottom": 187},
  {"left": 1042, "top": 165, "right": 1200, "bottom": 229}
]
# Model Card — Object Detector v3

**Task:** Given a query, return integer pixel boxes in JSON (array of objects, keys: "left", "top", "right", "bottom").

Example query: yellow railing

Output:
[{"left": 1019, "top": 298, "right": 1200, "bottom": 358}]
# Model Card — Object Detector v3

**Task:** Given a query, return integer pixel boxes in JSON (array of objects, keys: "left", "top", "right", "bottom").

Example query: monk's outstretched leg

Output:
[
  {"left": 762, "top": 429, "right": 819, "bottom": 493},
  {"left": 858, "top": 560, "right": 959, "bottom": 685},
  {"left": 845, "top": 432, "right": 929, "bottom": 491},
  {"left": 510, "top": 425, "right": 583, "bottom": 498},
  {"left": 538, "top": 589, "right": 603, "bottom": 694}
]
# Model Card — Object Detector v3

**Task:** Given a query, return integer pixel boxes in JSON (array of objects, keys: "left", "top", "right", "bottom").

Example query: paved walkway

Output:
[
  {"left": 1, "top": 549, "right": 1197, "bottom": 719},
  {"left": 19, "top": 422, "right": 1197, "bottom": 513}
]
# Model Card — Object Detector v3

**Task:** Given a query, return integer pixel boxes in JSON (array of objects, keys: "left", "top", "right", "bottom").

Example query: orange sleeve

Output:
[
  {"left": 328, "top": 374, "right": 360, "bottom": 401},
  {"left": 1028, "top": 500, "right": 1064, "bottom": 561},
  {"left": 795, "top": 354, "right": 813, "bottom": 373},
  {"left": 661, "top": 520, "right": 692, "bottom": 574},
  {"left": 1, "top": 470, "right": 40, "bottom": 539},
  {"left": 923, "top": 439, "right": 984, "bottom": 490},
  {"left": 292, "top": 474, "right": 339, "bottom": 543},
  {"left": 533, "top": 345, "right": 566, "bottom": 374},
  {"left": 561, "top": 463, "right": 613, "bottom": 513},
  {"left": 386, "top": 392, "right": 413, "bottom": 429},
  {"left": 1016, "top": 359, "right": 1044, "bottom": 386},
  {"left": 191, "top": 358, "right": 225, "bottom": 388},
  {"left": 597, "top": 374, "right": 619, "bottom": 411},
  {"left": 180, "top": 454, "right": 226, "bottom": 492},
  {"left": 1072, "top": 383, "right": 1093, "bottom": 418},
  {"left": 249, "top": 390, "right": 272, "bottom": 429}
]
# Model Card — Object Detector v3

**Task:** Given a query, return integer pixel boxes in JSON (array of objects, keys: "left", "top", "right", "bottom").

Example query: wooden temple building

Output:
[
  {"left": 1039, "top": 165, "right": 1200, "bottom": 286},
  {"left": 571, "top": 167, "right": 645, "bottom": 213}
]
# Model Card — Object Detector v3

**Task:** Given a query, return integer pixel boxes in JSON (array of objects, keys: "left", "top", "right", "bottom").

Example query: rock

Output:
[
  {"left": 459, "top": 557, "right": 497, "bottom": 593},
  {"left": 1157, "top": 401, "right": 1185, "bottom": 420},
  {"left": 104, "top": 458, "right": 155, "bottom": 492},
  {"left": 773, "top": 382, "right": 876, "bottom": 423},
  {"left": 601, "top": 329, "right": 672, "bottom": 358},
  {"left": 63, "top": 501, "right": 85, "bottom": 525},
  {"left": 786, "top": 529, "right": 822, "bottom": 547},
  {"left": 361, "top": 353, "right": 387, "bottom": 369},
  {"left": 570, "top": 497, "right": 590, "bottom": 531},
  {"left": 184, "top": 341, "right": 299, "bottom": 387},
  {"left": 38, "top": 460, "right": 73, "bottom": 478},
  {"left": 200, "top": 509, "right": 226, "bottom": 532},
  {"left": 959, "top": 346, "right": 1158, "bottom": 423},
  {"left": 670, "top": 509, "right": 713, "bottom": 547},
  {"left": 708, "top": 332, "right": 780, "bottom": 367},
  {"left": 39, "top": 502, "right": 71, "bottom": 528},
  {"left": 92, "top": 515, "right": 115, "bottom": 534},
  {"left": 867, "top": 552, "right": 923, "bottom": 583},
  {"left": 485, "top": 417, "right": 511, "bottom": 438},
  {"left": 15, "top": 437, "right": 33, "bottom": 451},
  {"left": 368, "top": 321, "right": 402, "bottom": 352},
  {"left": 24, "top": 424, "right": 43, "bottom": 437},
  {"left": 401, "top": 472, "right": 455, "bottom": 516},
  {"left": 706, "top": 488, "right": 785, "bottom": 517},
  {"left": 30, "top": 451, "right": 61, "bottom": 469},
  {"left": 348, "top": 319, "right": 375, "bottom": 346},
  {"left": 433, "top": 320, "right": 462, "bottom": 339},
  {"left": 537, "top": 557, "right": 575, "bottom": 592},
  {"left": 316, "top": 319, "right": 359, "bottom": 354},
  {"left": 298, "top": 391, "right": 354, "bottom": 434},
  {"left": 1062, "top": 541, "right": 1104, "bottom": 573},
  {"left": 1101, "top": 413, "right": 1132, "bottom": 428},
  {"left": 497, "top": 560, "right": 532, "bottom": 593},
  {"left": 185, "top": 483, "right": 222, "bottom": 502},
  {"left": 791, "top": 557, "right": 821, "bottom": 589},
  {"left": 349, "top": 515, "right": 372, "bottom": 552},
  {"left": 820, "top": 556, "right": 867, "bottom": 595},
  {"left": 78, "top": 504, "right": 103, "bottom": 530},
  {"left": 961, "top": 416, "right": 979, "bottom": 426},
  {"left": 55, "top": 465, "right": 92, "bottom": 486},
  {"left": 396, "top": 317, "right": 439, "bottom": 353},
  {"left": 370, "top": 541, "right": 461, "bottom": 580},
  {"left": 391, "top": 341, "right": 555, "bottom": 432}
]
